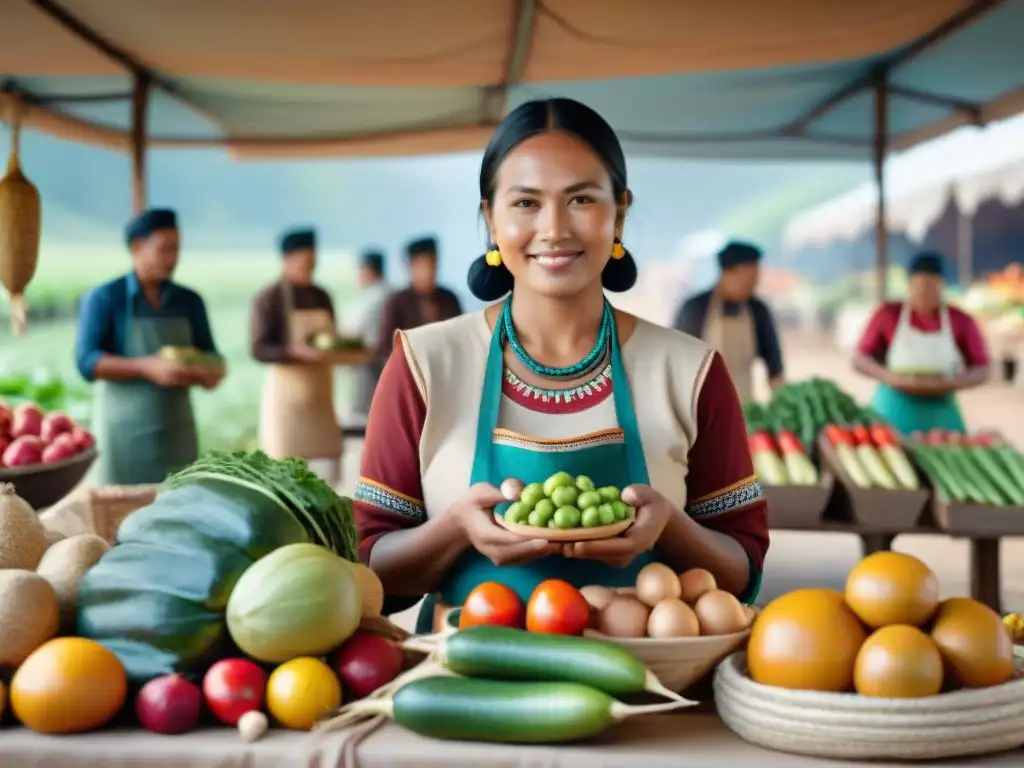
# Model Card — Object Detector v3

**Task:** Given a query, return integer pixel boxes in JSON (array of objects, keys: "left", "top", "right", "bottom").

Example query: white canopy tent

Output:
[{"left": 783, "top": 113, "right": 1024, "bottom": 251}]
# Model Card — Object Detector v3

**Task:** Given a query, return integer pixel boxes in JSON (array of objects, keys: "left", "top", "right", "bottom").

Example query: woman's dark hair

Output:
[{"left": 467, "top": 98, "right": 637, "bottom": 301}]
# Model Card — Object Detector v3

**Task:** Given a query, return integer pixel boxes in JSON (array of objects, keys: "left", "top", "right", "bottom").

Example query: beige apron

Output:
[
  {"left": 258, "top": 282, "right": 342, "bottom": 461},
  {"left": 702, "top": 290, "right": 757, "bottom": 402}
]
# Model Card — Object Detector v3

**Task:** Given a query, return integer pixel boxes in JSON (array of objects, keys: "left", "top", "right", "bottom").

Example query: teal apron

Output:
[
  {"left": 871, "top": 384, "right": 966, "bottom": 436},
  {"left": 414, "top": 307, "right": 656, "bottom": 633},
  {"left": 92, "top": 297, "right": 199, "bottom": 485}
]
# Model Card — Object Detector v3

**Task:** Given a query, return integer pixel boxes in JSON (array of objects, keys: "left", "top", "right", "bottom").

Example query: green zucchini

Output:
[
  {"left": 404, "top": 625, "right": 689, "bottom": 701},
  {"left": 320, "top": 676, "right": 689, "bottom": 744},
  {"left": 994, "top": 446, "right": 1024, "bottom": 494},
  {"left": 909, "top": 445, "right": 958, "bottom": 503},
  {"left": 940, "top": 446, "right": 990, "bottom": 505},
  {"left": 970, "top": 446, "right": 1024, "bottom": 506}
]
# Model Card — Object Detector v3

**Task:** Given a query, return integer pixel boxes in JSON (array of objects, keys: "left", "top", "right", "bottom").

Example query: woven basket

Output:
[
  {"left": 87, "top": 484, "right": 159, "bottom": 543},
  {"left": 715, "top": 649, "right": 1024, "bottom": 760},
  {"left": 586, "top": 628, "right": 751, "bottom": 692}
]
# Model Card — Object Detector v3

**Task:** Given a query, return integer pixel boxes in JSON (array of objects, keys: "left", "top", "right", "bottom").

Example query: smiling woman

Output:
[{"left": 354, "top": 98, "right": 770, "bottom": 633}]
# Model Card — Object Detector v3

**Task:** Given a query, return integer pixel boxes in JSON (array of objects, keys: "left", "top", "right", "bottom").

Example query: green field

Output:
[{"left": 0, "top": 240, "right": 361, "bottom": 452}]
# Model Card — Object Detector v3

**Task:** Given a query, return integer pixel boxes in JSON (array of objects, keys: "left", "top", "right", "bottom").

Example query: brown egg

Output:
[
  {"left": 678, "top": 568, "right": 717, "bottom": 604},
  {"left": 597, "top": 596, "right": 650, "bottom": 638},
  {"left": 693, "top": 590, "right": 748, "bottom": 636},
  {"left": 647, "top": 599, "right": 700, "bottom": 639},
  {"left": 579, "top": 585, "right": 616, "bottom": 611},
  {"left": 635, "top": 563, "right": 682, "bottom": 608}
]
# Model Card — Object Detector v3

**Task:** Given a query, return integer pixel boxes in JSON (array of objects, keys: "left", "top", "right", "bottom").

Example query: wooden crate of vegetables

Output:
[
  {"left": 907, "top": 430, "right": 1024, "bottom": 535},
  {"left": 743, "top": 400, "right": 832, "bottom": 528},
  {"left": 818, "top": 421, "right": 930, "bottom": 529}
]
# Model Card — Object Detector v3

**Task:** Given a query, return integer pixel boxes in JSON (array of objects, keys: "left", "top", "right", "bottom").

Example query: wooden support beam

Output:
[
  {"left": 130, "top": 73, "right": 150, "bottom": 214},
  {"left": 873, "top": 75, "right": 890, "bottom": 302}
]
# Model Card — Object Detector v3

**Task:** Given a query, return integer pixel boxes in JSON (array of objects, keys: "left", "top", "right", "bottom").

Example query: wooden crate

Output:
[{"left": 87, "top": 485, "right": 159, "bottom": 543}]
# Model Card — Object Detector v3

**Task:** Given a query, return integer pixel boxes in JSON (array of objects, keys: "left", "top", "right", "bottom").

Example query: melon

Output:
[
  {"left": 748, "top": 588, "right": 867, "bottom": 692},
  {"left": 845, "top": 551, "right": 940, "bottom": 629},
  {"left": 0, "top": 570, "right": 59, "bottom": 667},
  {"left": 931, "top": 597, "right": 1015, "bottom": 689},
  {"left": 0, "top": 484, "right": 46, "bottom": 570}
]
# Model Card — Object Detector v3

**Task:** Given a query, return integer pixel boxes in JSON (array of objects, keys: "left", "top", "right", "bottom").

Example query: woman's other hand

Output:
[
  {"left": 562, "top": 484, "right": 674, "bottom": 568},
  {"left": 454, "top": 481, "right": 562, "bottom": 566}
]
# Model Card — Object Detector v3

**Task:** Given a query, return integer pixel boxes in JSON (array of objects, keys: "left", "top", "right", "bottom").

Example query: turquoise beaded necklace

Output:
[{"left": 498, "top": 297, "right": 613, "bottom": 380}]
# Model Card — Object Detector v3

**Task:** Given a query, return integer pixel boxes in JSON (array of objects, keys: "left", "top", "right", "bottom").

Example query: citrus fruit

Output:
[{"left": 266, "top": 657, "right": 342, "bottom": 730}]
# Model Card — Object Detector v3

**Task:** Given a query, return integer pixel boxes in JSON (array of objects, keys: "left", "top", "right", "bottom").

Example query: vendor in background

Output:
[
  {"left": 355, "top": 98, "right": 768, "bottom": 632},
  {"left": 854, "top": 251, "right": 991, "bottom": 435},
  {"left": 672, "top": 241, "right": 783, "bottom": 403},
  {"left": 75, "top": 208, "right": 223, "bottom": 485},
  {"left": 349, "top": 249, "right": 391, "bottom": 419},
  {"left": 250, "top": 228, "right": 343, "bottom": 485},
  {"left": 374, "top": 236, "right": 463, "bottom": 364}
]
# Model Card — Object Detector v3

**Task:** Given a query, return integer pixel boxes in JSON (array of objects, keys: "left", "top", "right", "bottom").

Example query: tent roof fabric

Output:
[
  {"left": 1, "top": 0, "right": 1022, "bottom": 160},
  {"left": 783, "top": 113, "right": 1024, "bottom": 249}
]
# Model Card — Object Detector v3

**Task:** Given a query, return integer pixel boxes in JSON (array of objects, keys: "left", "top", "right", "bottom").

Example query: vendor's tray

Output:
[
  {"left": 760, "top": 474, "right": 834, "bottom": 529},
  {"left": 493, "top": 509, "right": 635, "bottom": 541},
  {"left": 323, "top": 347, "right": 372, "bottom": 367},
  {"left": 714, "top": 649, "right": 1024, "bottom": 761},
  {"left": 818, "top": 436, "right": 930, "bottom": 529}
]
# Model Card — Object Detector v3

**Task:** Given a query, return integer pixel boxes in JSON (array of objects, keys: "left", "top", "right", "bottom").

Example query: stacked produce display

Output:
[{"left": 908, "top": 430, "right": 1024, "bottom": 507}]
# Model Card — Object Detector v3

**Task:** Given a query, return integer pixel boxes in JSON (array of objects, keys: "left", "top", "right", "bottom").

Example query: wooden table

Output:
[{"left": 0, "top": 713, "right": 1019, "bottom": 768}]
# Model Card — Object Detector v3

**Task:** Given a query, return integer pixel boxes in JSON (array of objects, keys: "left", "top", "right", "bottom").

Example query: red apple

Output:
[
  {"left": 3, "top": 435, "right": 43, "bottom": 467},
  {"left": 42, "top": 433, "right": 78, "bottom": 463},
  {"left": 11, "top": 403, "right": 43, "bottom": 438},
  {"left": 202, "top": 658, "right": 267, "bottom": 727},
  {"left": 40, "top": 411, "right": 75, "bottom": 443},
  {"left": 71, "top": 426, "right": 94, "bottom": 452}
]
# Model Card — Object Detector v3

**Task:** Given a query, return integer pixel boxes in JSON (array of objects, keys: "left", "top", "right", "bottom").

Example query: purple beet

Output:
[{"left": 135, "top": 674, "right": 203, "bottom": 734}]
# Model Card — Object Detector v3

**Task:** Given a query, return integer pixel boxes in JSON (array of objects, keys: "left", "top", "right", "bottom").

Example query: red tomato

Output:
[
  {"left": 459, "top": 582, "right": 526, "bottom": 629},
  {"left": 526, "top": 579, "right": 590, "bottom": 635},
  {"left": 202, "top": 658, "right": 267, "bottom": 726},
  {"left": 331, "top": 630, "right": 404, "bottom": 699}
]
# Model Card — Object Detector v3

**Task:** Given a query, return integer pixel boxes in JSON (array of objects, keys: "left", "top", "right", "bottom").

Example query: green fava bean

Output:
[
  {"left": 575, "top": 475, "right": 595, "bottom": 492},
  {"left": 597, "top": 503, "right": 616, "bottom": 526},
  {"left": 527, "top": 509, "right": 547, "bottom": 527},
  {"left": 533, "top": 498, "right": 555, "bottom": 519},
  {"left": 504, "top": 502, "right": 528, "bottom": 524},
  {"left": 549, "top": 485, "right": 579, "bottom": 508},
  {"left": 553, "top": 506, "right": 582, "bottom": 529},
  {"left": 610, "top": 500, "right": 633, "bottom": 521},
  {"left": 543, "top": 472, "right": 575, "bottom": 497},
  {"left": 520, "top": 483, "right": 546, "bottom": 509},
  {"left": 581, "top": 507, "right": 602, "bottom": 528},
  {"left": 576, "top": 490, "right": 602, "bottom": 510},
  {"left": 597, "top": 486, "right": 621, "bottom": 503}
]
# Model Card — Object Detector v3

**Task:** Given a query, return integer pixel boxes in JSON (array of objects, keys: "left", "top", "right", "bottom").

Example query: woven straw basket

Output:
[
  {"left": 87, "top": 485, "right": 159, "bottom": 543},
  {"left": 715, "top": 649, "right": 1024, "bottom": 760},
  {"left": 586, "top": 628, "right": 751, "bottom": 692}
]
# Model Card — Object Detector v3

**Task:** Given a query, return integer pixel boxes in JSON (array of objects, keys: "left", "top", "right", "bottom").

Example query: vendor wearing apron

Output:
[
  {"left": 74, "top": 208, "right": 224, "bottom": 485},
  {"left": 352, "top": 98, "right": 769, "bottom": 632},
  {"left": 854, "top": 252, "right": 991, "bottom": 435},
  {"left": 251, "top": 228, "right": 343, "bottom": 484},
  {"left": 673, "top": 241, "right": 784, "bottom": 403}
]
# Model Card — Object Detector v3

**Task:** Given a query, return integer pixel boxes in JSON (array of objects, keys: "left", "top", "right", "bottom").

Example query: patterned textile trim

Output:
[
  {"left": 492, "top": 428, "right": 624, "bottom": 453},
  {"left": 355, "top": 478, "right": 425, "bottom": 521},
  {"left": 397, "top": 330, "right": 427, "bottom": 405},
  {"left": 686, "top": 474, "right": 763, "bottom": 519},
  {"left": 503, "top": 363, "right": 613, "bottom": 415}
]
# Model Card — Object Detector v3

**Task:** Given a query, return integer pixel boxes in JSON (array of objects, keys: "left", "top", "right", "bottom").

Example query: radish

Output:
[
  {"left": 135, "top": 674, "right": 203, "bottom": 734},
  {"left": 40, "top": 412, "right": 75, "bottom": 443},
  {"left": 42, "top": 433, "right": 78, "bottom": 463},
  {"left": 11, "top": 404, "right": 42, "bottom": 438},
  {"left": 3, "top": 435, "right": 43, "bottom": 467},
  {"left": 71, "top": 427, "right": 94, "bottom": 452},
  {"left": 331, "top": 630, "right": 404, "bottom": 699}
]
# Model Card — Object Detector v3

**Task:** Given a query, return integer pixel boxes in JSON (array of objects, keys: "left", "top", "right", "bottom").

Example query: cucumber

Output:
[
  {"left": 405, "top": 625, "right": 685, "bottom": 701},
  {"left": 994, "top": 446, "right": 1024, "bottom": 495},
  {"left": 941, "top": 446, "right": 990, "bottom": 505},
  {"left": 974, "top": 447, "right": 1024, "bottom": 506},
  {"left": 909, "top": 445, "right": 960, "bottom": 503},
  {"left": 962, "top": 448, "right": 1013, "bottom": 506},
  {"left": 325, "top": 676, "right": 689, "bottom": 744}
]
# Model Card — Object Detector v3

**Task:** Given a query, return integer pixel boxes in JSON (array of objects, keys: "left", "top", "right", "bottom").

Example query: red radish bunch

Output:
[{"left": 0, "top": 400, "right": 93, "bottom": 468}]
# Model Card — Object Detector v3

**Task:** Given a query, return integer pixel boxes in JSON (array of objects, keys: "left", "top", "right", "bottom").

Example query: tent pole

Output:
[
  {"left": 130, "top": 72, "right": 150, "bottom": 214},
  {"left": 872, "top": 74, "right": 889, "bottom": 301}
]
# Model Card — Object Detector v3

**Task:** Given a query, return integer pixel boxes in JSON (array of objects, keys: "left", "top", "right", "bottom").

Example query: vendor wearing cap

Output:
[
  {"left": 673, "top": 240, "right": 784, "bottom": 402},
  {"left": 75, "top": 208, "right": 223, "bottom": 485},
  {"left": 854, "top": 251, "right": 991, "bottom": 435},
  {"left": 375, "top": 236, "right": 463, "bottom": 364},
  {"left": 251, "top": 228, "right": 343, "bottom": 481}
]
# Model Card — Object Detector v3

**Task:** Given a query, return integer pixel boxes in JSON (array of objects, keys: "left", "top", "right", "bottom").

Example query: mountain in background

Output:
[{"left": 15, "top": 127, "right": 868, "bottom": 290}]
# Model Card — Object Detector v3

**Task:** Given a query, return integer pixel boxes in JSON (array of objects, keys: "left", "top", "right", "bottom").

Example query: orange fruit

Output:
[
  {"left": 845, "top": 551, "right": 939, "bottom": 629},
  {"left": 266, "top": 657, "right": 342, "bottom": 730}
]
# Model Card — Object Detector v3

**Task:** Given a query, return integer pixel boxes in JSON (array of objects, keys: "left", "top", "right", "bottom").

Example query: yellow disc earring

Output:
[
  {"left": 485, "top": 245, "right": 502, "bottom": 267},
  {"left": 611, "top": 238, "right": 626, "bottom": 260}
]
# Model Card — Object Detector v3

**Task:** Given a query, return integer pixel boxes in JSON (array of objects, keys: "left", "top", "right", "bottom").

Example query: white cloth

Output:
[
  {"left": 887, "top": 303, "right": 963, "bottom": 376},
  {"left": 346, "top": 282, "right": 391, "bottom": 347}
]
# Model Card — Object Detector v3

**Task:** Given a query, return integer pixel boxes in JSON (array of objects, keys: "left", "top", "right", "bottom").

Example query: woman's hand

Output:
[
  {"left": 454, "top": 480, "right": 562, "bottom": 566},
  {"left": 562, "top": 484, "right": 675, "bottom": 568}
]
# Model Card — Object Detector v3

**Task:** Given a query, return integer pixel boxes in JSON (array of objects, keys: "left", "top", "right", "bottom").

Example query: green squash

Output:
[{"left": 77, "top": 476, "right": 310, "bottom": 683}]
